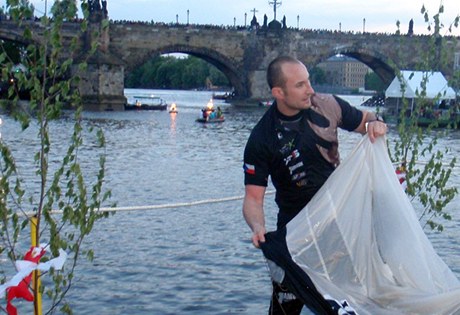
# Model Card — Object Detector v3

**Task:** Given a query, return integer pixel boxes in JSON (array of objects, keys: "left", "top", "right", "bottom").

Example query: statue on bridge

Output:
[
  {"left": 102, "top": 0, "right": 108, "bottom": 18},
  {"left": 249, "top": 8, "right": 260, "bottom": 30},
  {"left": 259, "top": 13, "right": 284, "bottom": 33},
  {"left": 268, "top": 19, "right": 282, "bottom": 30},
  {"left": 250, "top": 15, "right": 260, "bottom": 30},
  {"left": 408, "top": 19, "right": 414, "bottom": 36},
  {"left": 88, "top": 0, "right": 108, "bottom": 22},
  {"left": 88, "top": 0, "right": 100, "bottom": 14}
]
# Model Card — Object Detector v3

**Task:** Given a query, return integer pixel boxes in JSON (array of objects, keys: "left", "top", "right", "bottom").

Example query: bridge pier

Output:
[
  {"left": 73, "top": 51, "right": 127, "bottom": 111},
  {"left": 247, "top": 69, "right": 272, "bottom": 103},
  {"left": 72, "top": 14, "right": 127, "bottom": 111}
]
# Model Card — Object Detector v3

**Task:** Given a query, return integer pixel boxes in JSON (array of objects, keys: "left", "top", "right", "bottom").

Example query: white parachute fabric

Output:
[{"left": 285, "top": 135, "right": 460, "bottom": 315}]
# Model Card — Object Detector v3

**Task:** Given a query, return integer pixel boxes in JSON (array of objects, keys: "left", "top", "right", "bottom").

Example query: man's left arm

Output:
[{"left": 355, "top": 111, "right": 387, "bottom": 143}]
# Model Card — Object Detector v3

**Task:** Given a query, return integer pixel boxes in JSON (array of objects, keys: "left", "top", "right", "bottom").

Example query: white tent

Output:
[{"left": 385, "top": 70, "right": 456, "bottom": 100}]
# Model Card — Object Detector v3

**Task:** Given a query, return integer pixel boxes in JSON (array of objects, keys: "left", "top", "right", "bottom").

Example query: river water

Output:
[{"left": 1, "top": 89, "right": 459, "bottom": 314}]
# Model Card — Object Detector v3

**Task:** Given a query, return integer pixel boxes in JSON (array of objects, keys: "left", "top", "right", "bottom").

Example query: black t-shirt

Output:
[{"left": 243, "top": 95, "right": 363, "bottom": 228}]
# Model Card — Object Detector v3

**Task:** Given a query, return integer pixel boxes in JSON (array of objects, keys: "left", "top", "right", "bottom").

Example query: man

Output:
[{"left": 242, "top": 56, "right": 387, "bottom": 315}]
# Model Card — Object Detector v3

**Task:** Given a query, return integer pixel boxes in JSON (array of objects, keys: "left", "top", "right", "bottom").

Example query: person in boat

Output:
[
  {"left": 201, "top": 99, "right": 215, "bottom": 121},
  {"left": 201, "top": 108, "right": 208, "bottom": 119},
  {"left": 209, "top": 110, "right": 217, "bottom": 120},
  {"left": 242, "top": 56, "right": 387, "bottom": 315},
  {"left": 217, "top": 106, "right": 223, "bottom": 118}
]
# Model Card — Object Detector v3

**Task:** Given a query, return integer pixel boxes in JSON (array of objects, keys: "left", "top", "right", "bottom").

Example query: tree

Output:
[
  {"left": 0, "top": 41, "right": 23, "bottom": 65},
  {"left": 180, "top": 56, "right": 209, "bottom": 89},
  {"left": 124, "top": 55, "right": 230, "bottom": 90},
  {"left": 209, "top": 66, "right": 229, "bottom": 87},
  {"left": 364, "top": 72, "right": 386, "bottom": 92},
  {"left": 309, "top": 66, "right": 327, "bottom": 85},
  {"left": 389, "top": 3, "right": 459, "bottom": 232},
  {"left": 0, "top": 1, "right": 112, "bottom": 314},
  {"left": 139, "top": 56, "right": 163, "bottom": 88}
]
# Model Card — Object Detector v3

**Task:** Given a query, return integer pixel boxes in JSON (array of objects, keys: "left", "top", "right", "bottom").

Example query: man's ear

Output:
[{"left": 271, "top": 87, "right": 284, "bottom": 99}]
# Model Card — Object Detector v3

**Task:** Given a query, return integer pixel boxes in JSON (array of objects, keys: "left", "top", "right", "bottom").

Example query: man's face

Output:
[{"left": 275, "top": 62, "right": 315, "bottom": 116}]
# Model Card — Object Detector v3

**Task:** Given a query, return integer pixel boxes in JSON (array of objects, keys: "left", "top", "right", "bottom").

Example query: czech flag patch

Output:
[{"left": 243, "top": 163, "right": 255, "bottom": 175}]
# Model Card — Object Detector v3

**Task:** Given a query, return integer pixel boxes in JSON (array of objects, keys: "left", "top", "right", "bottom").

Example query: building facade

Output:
[{"left": 318, "top": 55, "right": 371, "bottom": 90}]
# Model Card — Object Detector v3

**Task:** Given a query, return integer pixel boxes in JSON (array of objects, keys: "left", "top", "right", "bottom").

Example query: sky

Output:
[
  {"left": 17, "top": 0, "right": 460, "bottom": 36},
  {"left": 1, "top": 0, "right": 459, "bottom": 36}
]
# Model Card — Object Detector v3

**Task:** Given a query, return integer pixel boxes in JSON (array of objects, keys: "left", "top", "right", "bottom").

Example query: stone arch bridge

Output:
[{"left": 1, "top": 20, "right": 459, "bottom": 110}]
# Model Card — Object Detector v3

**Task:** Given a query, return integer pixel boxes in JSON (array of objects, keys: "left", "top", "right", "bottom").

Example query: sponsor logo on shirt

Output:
[
  {"left": 292, "top": 171, "right": 306, "bottom": 181},
  {"left": 288, "top": 161, "right": 303, "bottom": 174},
  {"left": 284, "top": 149, "right": 300, "bottom": 166}
]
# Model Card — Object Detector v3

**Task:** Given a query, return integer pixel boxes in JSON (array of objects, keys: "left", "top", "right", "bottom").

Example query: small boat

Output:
[
  {"left": 197, "top": 99, "right": 225, "bottom": 123},
  {"left": 259, "top": 99, "right": 273, "bottom": 107},
  {"left": 196, "top": 117, "right": 225, "bottom": 123},
  {"left": 212, "top": 92, "right": 231, "bottom": 100},
  {"left": 169, "top": 102, "right": 178, "bottom": 113},
  {"left": 125, "top": 95, "right": 168, "bottom": 111},
  {"left": 415, "top": 115, "right": 460, "bottom": 128}
]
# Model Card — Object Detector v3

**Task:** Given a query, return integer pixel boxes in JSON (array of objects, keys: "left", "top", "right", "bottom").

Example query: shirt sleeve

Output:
[
  {"left": 334, "top": 95, "right": 363, "bottom": 131},
  {"left": 243, "top": 132, "right": 270, "bottom": 187}
]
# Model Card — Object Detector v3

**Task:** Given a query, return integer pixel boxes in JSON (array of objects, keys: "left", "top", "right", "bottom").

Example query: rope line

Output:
[
  {"left": 18, "top": 159, "right": 459, "bottom": 217},
  {"left": 22, "top": 190, "right": 276, "bottom": 216},
  {"left": 16, "top": 159, "right": 458, "bottom": 217}
]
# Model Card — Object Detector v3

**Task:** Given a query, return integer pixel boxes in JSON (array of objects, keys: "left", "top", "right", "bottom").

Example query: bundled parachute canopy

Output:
[{"left": 261, "top": 136, "right": 460, "bottom": 315}]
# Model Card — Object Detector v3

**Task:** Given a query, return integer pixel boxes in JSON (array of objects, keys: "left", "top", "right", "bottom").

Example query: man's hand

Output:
[
  {"left": 366, "top": 120, "right": 387, "bottom": 143},
  {"left": 251, "top": 224, "right": 266, "bottom": 248}
]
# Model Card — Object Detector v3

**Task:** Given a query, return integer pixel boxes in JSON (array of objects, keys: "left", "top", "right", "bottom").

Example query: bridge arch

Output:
[
  {"left": 126, "top": 44, "right": 247, "bottom": 97},
  {"left": 310, "top": 46, "right": 397, "bottom": 85}
]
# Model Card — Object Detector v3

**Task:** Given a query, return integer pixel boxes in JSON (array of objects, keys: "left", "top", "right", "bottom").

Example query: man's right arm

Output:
[{"left": 242, "top": 184, "right": 267, "bottom": 248}]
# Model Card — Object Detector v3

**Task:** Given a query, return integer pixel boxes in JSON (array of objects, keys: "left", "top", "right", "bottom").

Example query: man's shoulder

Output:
[
  {"left": 311, "top": 93, "right": 363, "bottom": 131},
  {"left": 311, "top": 93, "right": 343, "bottom": 108},
  {"left": 247, "top": 106, "right": 277, "bottom": 145},
  {"left": 252, "top": 105, "right": 277, "bottom": 130},
  {"left": 312, "top": 92, "right": 335, "bottom": 101},
  {"left": 310, "top": 93, "right": 343, "bottom": 119}
]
